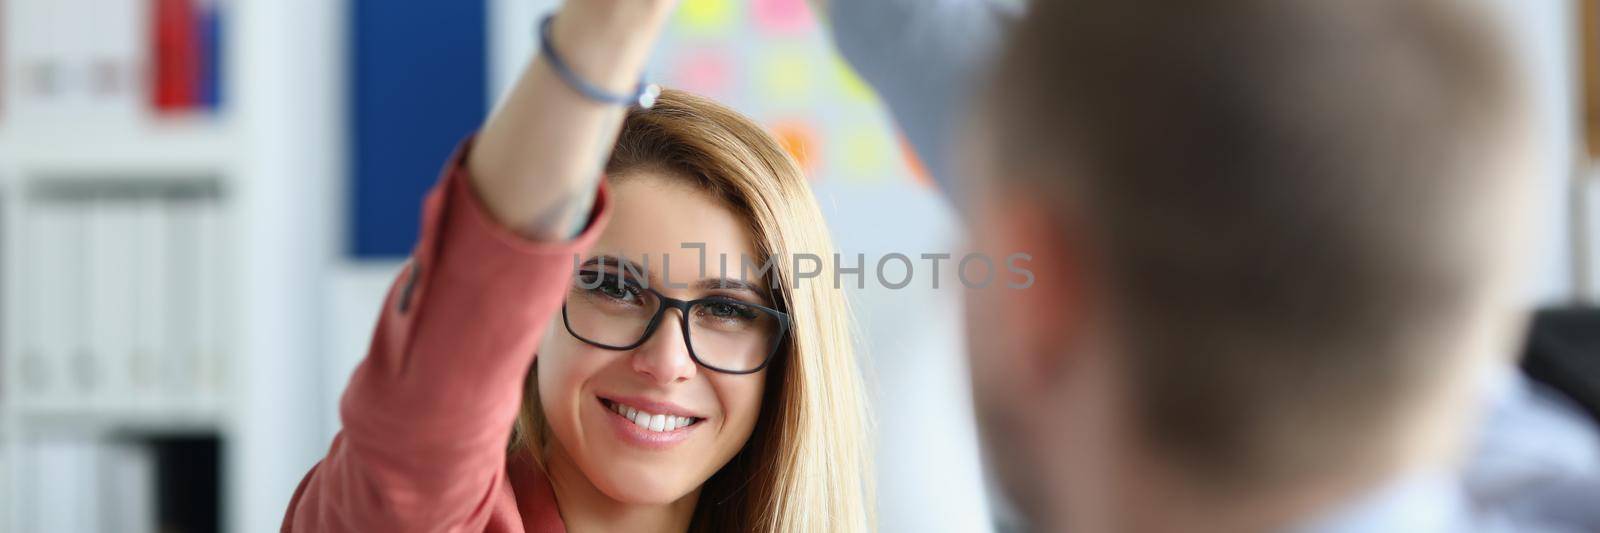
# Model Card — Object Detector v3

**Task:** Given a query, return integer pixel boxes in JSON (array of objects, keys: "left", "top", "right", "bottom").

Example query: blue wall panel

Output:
[{"left": 350, "top": 0, "right": 486, "bottom": 258}]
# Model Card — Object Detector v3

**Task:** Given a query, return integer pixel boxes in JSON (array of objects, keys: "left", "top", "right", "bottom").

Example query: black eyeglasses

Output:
[{"left": 561, "top": 269, "right": 789, "bottom": 374}]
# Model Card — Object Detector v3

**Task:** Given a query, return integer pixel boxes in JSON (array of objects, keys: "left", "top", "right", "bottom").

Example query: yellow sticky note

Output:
[
  {"left": 677, "top": 0, "right": 736, "bottom": 34},
  {"left": 760, "top": 50, "right": 814, "bottom": 103},
  {"left": 835, "top": 58, "right": 876, "bottom": 103},
  {"left": 843, "top": 128, "right": 891, "bottom": 180}
]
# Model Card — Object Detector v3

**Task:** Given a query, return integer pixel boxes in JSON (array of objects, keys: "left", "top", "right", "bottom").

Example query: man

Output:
[
  {"left": 952, "top": 1, "right": 1593, "bottom": 531},
  {"left": 818, "top": 0, "right": 1600, "bottom": 530}
]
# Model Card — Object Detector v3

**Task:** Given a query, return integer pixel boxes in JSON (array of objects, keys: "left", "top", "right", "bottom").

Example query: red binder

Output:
[{"left": 151, "top": 0, "right": 199, "bottom": 112}]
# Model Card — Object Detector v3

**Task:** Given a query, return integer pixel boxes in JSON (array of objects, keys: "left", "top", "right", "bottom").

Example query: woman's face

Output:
[{"left": 536, "top": 174, "right": 770, "bottom": 504}]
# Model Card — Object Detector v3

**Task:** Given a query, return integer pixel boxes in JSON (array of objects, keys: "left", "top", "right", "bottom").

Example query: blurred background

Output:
[{"left": 0, "top": 0, "right": 1592, "bottom": 532}]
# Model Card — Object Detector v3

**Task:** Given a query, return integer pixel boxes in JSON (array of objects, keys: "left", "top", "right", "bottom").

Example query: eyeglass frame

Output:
[{"left": 560, "top": 271, "right": 791, "bottom": 375}]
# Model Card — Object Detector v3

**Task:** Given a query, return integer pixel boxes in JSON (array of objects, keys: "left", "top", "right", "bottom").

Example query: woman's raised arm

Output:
[
  {"left": 469, "top": 1, "right": 676, "bottom": 241},
  {"left": 282, "top": 3, "right": 679, "bottom": 531}
]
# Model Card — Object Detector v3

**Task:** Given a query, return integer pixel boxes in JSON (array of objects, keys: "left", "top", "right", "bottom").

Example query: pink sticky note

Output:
[
  {"left": 753, "top": 0, "right": 814, "bottom": 35},
  {"left": 671, "top": 49, "right": 733, "bottom": 99}
]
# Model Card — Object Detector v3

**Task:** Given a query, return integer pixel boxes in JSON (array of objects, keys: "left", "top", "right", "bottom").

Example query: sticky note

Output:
[
  {"left": 771, "top": 120, "right": 821, "bottom": 178},
  {"left": 671, "top": 48, "right": 734, "bottom": 99},
  {"left": 753, "top": 0, "right": 815, "bottom": 35},
  {"left": 759, "top": 49, "right": 814, "bottom": 103},
  {"left": 900, "top": 134, "right": 934, "bottom": 188},
  {"left": 835, "top": 58, "right": 876, "bottom": 103},
  {"left": 676, "top": 0, "right": 736, "bottom": 35},
  {"left": 843, "top": 128, "right": 891, "bottom": 179}
]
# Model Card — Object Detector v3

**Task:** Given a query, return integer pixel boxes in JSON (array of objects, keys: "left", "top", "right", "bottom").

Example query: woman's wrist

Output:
[
  {"left": 466, "top": 1, "right": 676, "bottom": 242},
  {"left": 548, "top": 3, "right": 674, "bottom": 96},
  {"left": 563, "top": 0, "right": 675, "bottom": 33}
]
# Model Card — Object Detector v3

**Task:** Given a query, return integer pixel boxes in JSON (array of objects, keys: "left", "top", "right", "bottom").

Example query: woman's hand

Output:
[
  {"left": 467, "top": 1, "right": 679, "bottom": 241},
  {"left": 544, "top": 1, "right": 677, "bottom": 94}
]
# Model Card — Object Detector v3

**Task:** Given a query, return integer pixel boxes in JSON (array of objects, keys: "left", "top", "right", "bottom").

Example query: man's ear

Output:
[{"left": 969, "top": 186, "right": 1095, "bottom": 386}]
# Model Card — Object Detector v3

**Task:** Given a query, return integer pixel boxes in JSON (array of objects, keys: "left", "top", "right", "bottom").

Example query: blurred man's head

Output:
[{"left": 962, "top": 1, "right": 1537, "bottom": 530}]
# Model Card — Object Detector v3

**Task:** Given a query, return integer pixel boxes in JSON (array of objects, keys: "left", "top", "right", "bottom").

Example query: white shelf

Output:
[
  {"left": 0, "top": 119, "right": 237, "bottom": 178},
  {"left": 7, "top": 400, "right": 228, "bottom": 435}
]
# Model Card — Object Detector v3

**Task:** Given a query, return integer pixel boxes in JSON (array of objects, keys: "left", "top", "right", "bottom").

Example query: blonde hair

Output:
[{"left": 511, "top": 90, "right": 874, "bottom": 533}]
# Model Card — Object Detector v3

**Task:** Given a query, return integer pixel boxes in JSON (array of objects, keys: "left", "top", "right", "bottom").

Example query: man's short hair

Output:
[{"left": 986, "top": 0, "right": 1530, "bottom": 482}]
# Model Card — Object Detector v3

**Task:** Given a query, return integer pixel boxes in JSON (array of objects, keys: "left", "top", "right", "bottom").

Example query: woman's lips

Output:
[{"left": 599, "top": 397, "right": 704, "bottom": 449}]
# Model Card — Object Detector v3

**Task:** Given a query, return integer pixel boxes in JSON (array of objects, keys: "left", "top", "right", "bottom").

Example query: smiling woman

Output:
[
  {"left": 516, "top": 91, "right": 873, "bottom": 533},
  {"left": 281, "top": 1, "right": 870, "bottom": 531},
  {"left": 280, "top": 2, "right": 870, "bottom": 532}
]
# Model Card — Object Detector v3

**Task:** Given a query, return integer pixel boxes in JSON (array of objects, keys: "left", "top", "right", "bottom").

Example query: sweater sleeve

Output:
[{"left": 281, "top": 137, "right": 609, "bottom": 532}]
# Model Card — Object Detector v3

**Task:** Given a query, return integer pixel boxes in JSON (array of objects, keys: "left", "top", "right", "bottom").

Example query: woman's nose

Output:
[{"left": 631, "top": 311, "right": 698, "bottom": 384}]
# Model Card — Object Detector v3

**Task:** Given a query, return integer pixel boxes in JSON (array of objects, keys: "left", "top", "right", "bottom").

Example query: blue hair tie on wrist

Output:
[{"left": 538, "top": 14, "right": 661, "bottom": 109}]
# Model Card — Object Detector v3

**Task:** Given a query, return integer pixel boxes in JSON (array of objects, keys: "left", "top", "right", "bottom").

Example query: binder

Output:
[
  {"left": 133, "top": 194, "right": 171, "bottom": 397},
  {"left": 151, "top": 0, "right": 199, "bottom": 112},
  {"left": 72, "top": 439, "right": 103, "bottom": 532},
  {"left": 167, "top": 193, "right": 204, "bottom": 398},
  {"left": 195, "top": 194, "right": 225, "bottom": 395},
  {"left": 57, "top": 0, "right": 93, "bottom": 114},
  {"left": 88, "top": 0, "right": 146, "bottom": 119},
  {"left": 196, "top": 0, "right": 222, "bottom": 111},
  {"left": 87, "top": 194, "right": 137, "bottom": 402},
  {"left": 99, "top": 442, "right": 157, "bottom": 533},
  {"left": 20, "top": 201, "right": 53, "bottom": 395},
  {"left": 32, "top": 438, "right": 100, "bottom": 532},
  {"left": 1, "top": 0, "right": 6, "bottom": 120},
  {"left": 4, "top": 0, "right": 55, "bottom": 122},
  {"left": 170, "top": 191, "right": 225, "bottom": 397},
  {"left": 35, "top": 198, "right": 84, "bottom": 400}
]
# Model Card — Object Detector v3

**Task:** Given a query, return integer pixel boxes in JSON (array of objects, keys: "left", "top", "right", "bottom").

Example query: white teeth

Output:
[{"left": 606, "top": 400, "right": 696, "bottom": 433}]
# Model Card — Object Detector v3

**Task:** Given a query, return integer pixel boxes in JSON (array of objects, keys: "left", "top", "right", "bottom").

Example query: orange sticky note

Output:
[
  {"left": 900, "top": 134, "right": 933, "bottom": 188},
  {"left": 771, "top": 120, "right": 822, "bottom": 179}
]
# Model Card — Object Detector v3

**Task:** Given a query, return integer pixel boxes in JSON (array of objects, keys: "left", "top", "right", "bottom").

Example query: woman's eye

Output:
[
  {"left": 705, "top": 301, "right": 755, "bottom": 320},
  {"left": 579, "top": 272, "right": 639, "bottom": 302},
  {"left": 598, "top": 284, "right": 631, "bottom": 299}
]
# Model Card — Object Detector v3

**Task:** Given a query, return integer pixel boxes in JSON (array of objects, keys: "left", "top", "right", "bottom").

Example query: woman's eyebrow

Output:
[
  {"left": 581, "top": 255, "right": 770, "bottom": 299},
  {"left": 696, "top": 278, "right": 768, "bottom": 297},
  {"left": 580, "top": 254, "right": 655, "bottom": 284}
]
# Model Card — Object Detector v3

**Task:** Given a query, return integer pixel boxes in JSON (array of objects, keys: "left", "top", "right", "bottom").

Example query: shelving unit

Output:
[
  {"left": 0, "top": 0, "right": 344, "bottom": 532},
  {"left": 0, "top": 129, "right": 237, "bottom": 533}
]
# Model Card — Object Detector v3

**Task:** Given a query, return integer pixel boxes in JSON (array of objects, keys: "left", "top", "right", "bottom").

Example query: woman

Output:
[{"left": 281, "top": 1, "right": 873, "bottom": 531}]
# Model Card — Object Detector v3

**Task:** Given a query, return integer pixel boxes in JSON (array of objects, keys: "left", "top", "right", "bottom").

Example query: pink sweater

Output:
[{"left": 282, "top": 140, "right": 610, "bottom": 532}]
